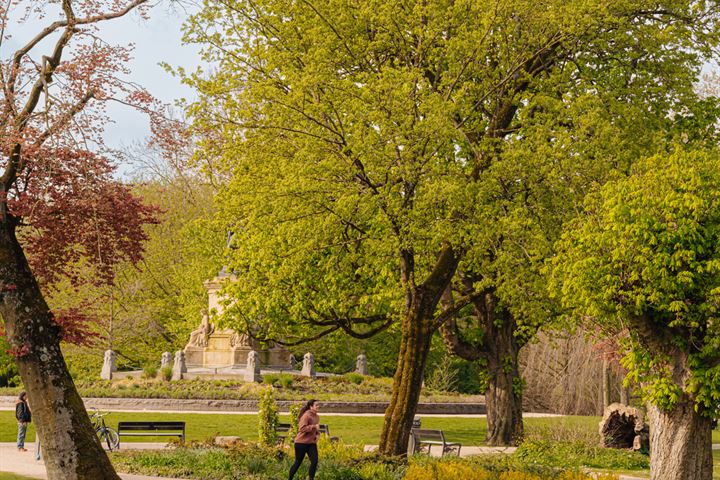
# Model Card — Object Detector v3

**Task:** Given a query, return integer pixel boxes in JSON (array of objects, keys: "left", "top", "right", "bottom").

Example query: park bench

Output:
[
  {"left": 276, "top": 423, "right": 292, "bottom": 444},
  {"left": 410, "top": 428, "right": 461, "bottom": 457},
  {"left": 117, "top": 421, "right": 186, "bottom": 446}
]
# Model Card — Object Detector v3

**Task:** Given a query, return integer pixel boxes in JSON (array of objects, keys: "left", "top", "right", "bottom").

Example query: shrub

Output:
[
  {"left": 161, "top": 366, "right": 172, "bottom": 382},
  {"left": 288, "top": 403, "right": 302, "bottom": 440},
  {"left": 142, "top": 364, "right": 158, "bottom": 379},
  {"left": 278, "top": 373, "right": 294, "bottom": 388},
  {"left": 344, "top": 373, "right": 364, "bottom": 385},
  {"left": 514, "top": 440, "right": 648, "bottom": 471},
  {"left": 258, "top": 387, "right": 279, "bottom": 447},
  {"left": 263, "top": 373, "right": 280, "bottom": 386},
  {"left": 405, "top": 462, "right": 493, "bottom": 480}
]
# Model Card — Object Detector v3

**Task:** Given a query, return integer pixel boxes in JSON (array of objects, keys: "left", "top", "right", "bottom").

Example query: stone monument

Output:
[
  {"left": 172, "top": 350, "right": 187, "bottom": 381},
  {"left": 183, "top": 273, "right": 291, "bottom": 369},
  {"left": 161, "top": 352, "right": 172, "bottom": 369},
  {"left": 301, "top": 352, "right": 316, "bottom": 377},
  {"left": 100, "top": 350, "right": 116, "bottom": 380},
  {"left": 355, "top": 354, "right": 368, "bottom": 375},
  {"left": 245, "top": 350, "right": 262, "bottom": 382}
]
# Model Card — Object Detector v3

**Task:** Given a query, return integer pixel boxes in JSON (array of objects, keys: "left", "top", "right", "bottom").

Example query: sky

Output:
[
  {"left": 95, "top": 4, "right": 203, "bottom": 151},
  {"left": 6, "top": 2, "right": 204, "bottom": 152}
]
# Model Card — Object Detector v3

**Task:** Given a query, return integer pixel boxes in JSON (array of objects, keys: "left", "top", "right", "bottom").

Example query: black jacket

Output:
[{"left": 15, "top": 400, "right": 31, "bottom": 423}]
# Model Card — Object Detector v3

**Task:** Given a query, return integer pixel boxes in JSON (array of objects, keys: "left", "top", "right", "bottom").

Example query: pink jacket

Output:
[{"left": 294, "top": 411, "right": 320, "bottom": 444}]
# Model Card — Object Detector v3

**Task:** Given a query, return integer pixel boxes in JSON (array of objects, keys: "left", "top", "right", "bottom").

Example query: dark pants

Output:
[{"left": 288, "top": 442, "right": 318, "bottom": 480}]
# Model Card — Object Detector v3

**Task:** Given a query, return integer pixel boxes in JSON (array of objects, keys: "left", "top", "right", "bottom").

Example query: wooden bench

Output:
[
  {"left": 117, "top": 421, "right": 186, "bottom": 446},
  {"left": 319, "top": 424, "right": 339, "bottom": 443},
  {"left": 276, "top": 423, "right": 292, "bottom": 444},
  {"left": 410, "top": 428, "right": 461, "bottom": 456}
]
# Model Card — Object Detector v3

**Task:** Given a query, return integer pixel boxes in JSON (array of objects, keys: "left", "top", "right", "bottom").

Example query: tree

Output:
[
  {"left": 550, "top": 149, "right": 720, "bottom": 480},
  {"left": 0, "top": 0, "right": 158, "bottom": 477},
  {"left": 181, "top": 0, "right": 720, "bottom": 454}
]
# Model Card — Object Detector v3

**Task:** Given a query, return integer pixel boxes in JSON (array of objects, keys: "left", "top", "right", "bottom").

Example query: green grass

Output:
[{"left": 0, "top": 473, "right": 40, "bottom": 480}]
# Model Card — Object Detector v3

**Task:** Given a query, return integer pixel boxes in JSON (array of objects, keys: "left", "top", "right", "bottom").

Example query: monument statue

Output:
[
  {"left": 245, "top": 350, "right": 261, "bottom": 382},
  {"left": 183, "top": 269, "right": 291, "bottom": 370},
  {"left": 172, "top": 350, "right": 187, "bottom": 381},
  {"left": 100, "top": 349, "right": 116, "bottom": 380},
  {"left": 301, "top": 352, "right": 316, "bottom": 377},
  {"left": 356, "top": 354, "right": 368, "bottom": 375},
  {"left": 161, "top": 352, "right": 172, "bottom": 369}
]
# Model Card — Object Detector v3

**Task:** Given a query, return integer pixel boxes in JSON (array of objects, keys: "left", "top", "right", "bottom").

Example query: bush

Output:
[
  {"left": 278, "top": 374, "right": 294, "bottom": 388},
  {"left": 161, "top": 366, "right": 173, "bottom": 382},
  {"left": 344, "top": 373, "right": 364, "bottom": 385},
  {"left": 288, "top": 403, "right": 302, "bottom": 440},
  {"left": 142, "top": 364, "right": 158, "bottom": 379},
  {"left": 514, "top": 440, "right": 648, "bottom": 471},
  {"left": 263, "top": 373, "right": 280, "bottom": 386},
  {"left": 258, "top": 387, "right": 279, "bottom": 447}
]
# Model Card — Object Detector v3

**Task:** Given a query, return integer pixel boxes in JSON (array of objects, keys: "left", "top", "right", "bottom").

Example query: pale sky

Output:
[{"left": 6, "top": 2, "right": 204, "bottom": 152}]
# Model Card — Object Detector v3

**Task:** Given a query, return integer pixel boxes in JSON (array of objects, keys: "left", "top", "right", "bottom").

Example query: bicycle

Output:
[{"left": 90, "top": 408, "right": 120, "bottom": 451}]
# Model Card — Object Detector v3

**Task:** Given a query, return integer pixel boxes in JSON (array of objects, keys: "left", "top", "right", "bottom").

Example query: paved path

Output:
[{"left": 0, "top": 443, "right": 184, "bottom": 480}]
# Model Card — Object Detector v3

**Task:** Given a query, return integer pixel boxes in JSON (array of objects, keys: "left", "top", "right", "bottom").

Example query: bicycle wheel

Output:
[{"left": 98, "top": 427, "right": 120, "bottom": 451}]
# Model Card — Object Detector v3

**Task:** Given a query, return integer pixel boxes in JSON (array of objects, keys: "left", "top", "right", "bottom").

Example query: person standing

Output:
[
  {"left": 288, "top": 399, "right": 320, "bottom": 480},
  {"left": 15, "top": 391, "right": 32, "bottom": 452}
]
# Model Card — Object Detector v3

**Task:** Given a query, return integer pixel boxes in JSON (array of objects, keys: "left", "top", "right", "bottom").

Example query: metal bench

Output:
[
  {"left": 319, "top": 424, "right": 339, "bottom": 443},
  {"left": 276, "top": 422, "right": 292, "bottom": 444},
  {"left": 410, "top": 428, "right": 461, "bottom": 456},
  {"left": 117, "top": 421, "right": 186, "bottom": 446}
]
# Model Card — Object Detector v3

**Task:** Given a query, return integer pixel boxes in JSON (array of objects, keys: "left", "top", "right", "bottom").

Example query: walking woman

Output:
[
  {"left": 15, "top": 391, "right": 32, "bottom": 452},
  {"left": 288, "top": 399, "right": 320, "bottom": 480}
]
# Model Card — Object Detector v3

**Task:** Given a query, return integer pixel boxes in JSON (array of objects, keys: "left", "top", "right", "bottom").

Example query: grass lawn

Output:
[
  {"left": 0, "top": 474, "right": 40, "bottom": 480},
  {"left": 0, "top": 411, "right": 601, "bottom": 445},
  {"left": 1, "top": 411, "right": 716, "bottom": 445}
]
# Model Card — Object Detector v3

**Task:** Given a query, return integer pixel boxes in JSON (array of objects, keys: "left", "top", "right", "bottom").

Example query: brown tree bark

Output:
[
  {"left": 647, "top": 398, "right": 713, "bottom": 480},
  {"left": 378, "top": 307, "right": 434, "bottom": 455},
  {"left": 441, "top": 288, "right": 524, "bottom": 446},
  {"left": 378, "top": 244, "right": 460, "bottom": 456},
  {"left": 0, "top": 223, "right": 120, "bottom": 480},
  {"left": 482, "top": 304, "right": 523, "bottom": 446}
]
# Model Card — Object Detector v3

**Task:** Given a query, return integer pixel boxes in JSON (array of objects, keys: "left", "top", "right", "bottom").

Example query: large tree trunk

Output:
[
  {"left": 378, "top": 309, "right": 433, "bottom": 455},
  {"left": 0, "top": 223, "right": 120, "bottom": 480},
  {"left": 379, "top": 244, "right": 459, "bottom": 456},
  {"left": 647, "top": 398, "right": 713, "bottom": 480},
  {"left": 483, "top": 306, "right": 523, "bottom": 446}
]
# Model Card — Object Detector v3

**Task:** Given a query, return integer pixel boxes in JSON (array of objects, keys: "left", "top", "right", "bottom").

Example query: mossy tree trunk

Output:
[
  {"left": 378, "top": 245, "right": 460, "bottom": 456},
  {"left": 482, "top": 305, "right": 523, "bottom": 446},
  {"left": 0, "top": 222, "right": 121, "bottom": 480},
  {"left": 441, "top": 287, "right": 524, "bottom": 446}
]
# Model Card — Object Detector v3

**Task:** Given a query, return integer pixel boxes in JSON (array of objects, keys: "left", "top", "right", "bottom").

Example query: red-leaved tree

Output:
[{"left": 0, "top": 0, "right": 159, "bottom": 478}]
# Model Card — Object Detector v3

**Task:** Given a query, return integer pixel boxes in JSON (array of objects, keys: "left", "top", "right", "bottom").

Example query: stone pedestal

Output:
[{"left": 183, "top": 275, "right": 291, "bottom": 370}]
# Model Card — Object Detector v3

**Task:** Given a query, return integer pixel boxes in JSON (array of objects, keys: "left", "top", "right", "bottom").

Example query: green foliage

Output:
[
  {"left": 161, "top": 366, "right": 173, "bottom": 382},
  {"left": 343, "top": 373, "right": 364, "bottom": 385},
  {"left": 257, "top": 387, "right": 279, "bottom": 447},
  {"left": 425, "top": 354, "right": 458, "bottom": 394},
  {"left": 514, "top": 441, "right": 648, "bottom": 471},
  {"left": 0, "top": 337, "right": 20, "bottom": 387},
  {"left": 262, "top": 374, "right": 279, "bottom": 386},
  {"left": 142, "top": 364, "right": 158, "bottom": 379},
  {"left": 551, "top": 149, "right": 720, "bottom": 416},
  {"left": 288, "top": 403, "right": 301, "bottom": 441}
]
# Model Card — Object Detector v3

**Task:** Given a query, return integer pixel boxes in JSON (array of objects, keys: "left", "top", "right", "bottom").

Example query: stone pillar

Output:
[
  {"left": 100, "top": 350, "right": 116, "bottom": 380},
  {"left": 355, "top": 354, "right": 368, "bottom": 375},
  {"left": 172, "top": 350, "right": 187, "bottom": 381},
  {"left": 161, "top": 352, "right": 172, "bottom": 369},
  {"left": 301, "top": 352, "right": 315, "bottom": 378},
  {"left": 245, "top": 350, "right": 261, "bottom": 382}
]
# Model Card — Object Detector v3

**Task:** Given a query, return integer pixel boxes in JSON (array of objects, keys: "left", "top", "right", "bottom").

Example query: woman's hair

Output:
[
  {"left": 18, "top": 391, "right": 27, "bottom": 401},
  {"left": 297, "top": 399, "right": 317, "bottom": 420}
]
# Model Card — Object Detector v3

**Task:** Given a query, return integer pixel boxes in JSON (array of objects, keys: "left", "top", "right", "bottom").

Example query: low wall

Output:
[{"left": 0, "top": 396, "right": 486, "bottom": 414}]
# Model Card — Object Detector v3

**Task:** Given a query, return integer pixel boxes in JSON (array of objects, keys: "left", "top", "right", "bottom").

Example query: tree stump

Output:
[{"left": 599, "top": 402, "right": 649, "bottom": 451}]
